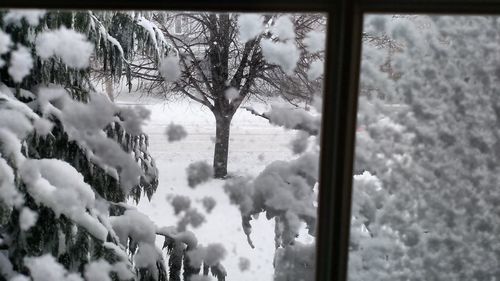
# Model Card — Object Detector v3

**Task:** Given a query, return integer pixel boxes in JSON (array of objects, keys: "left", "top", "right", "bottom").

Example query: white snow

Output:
[
  {"left": 118, "top": 105, "right": 150, "bottom": 136},
  {"left": 84, "top": 260, "right": 112, "bottom": 281},
  {"left": 186, "top": 243, "right": 226, "bottom": 267},
  {"left": 274, "top": 242, "right": 315, "bottom": 281},
  {"left": 0, "top": 128, "right": 24, "bottom": 165},
  {"left": 224, "top": 88, "right": 239, "bottom": 103},
  {"left": 238, "top": 14, "right": 264, "bottom": 43},
  {"left": 33, "top": 118, "right": 53, "bottom": 136},
  {"left": 19, "top": 207, "right": 38, "bottom": 231},
  {"left": 159, "top": 56, "right": 181, "bottom": 82},
  {"left": 272, "top": 16, "right": 295, "bottom": 41},
  {"left": 4, "top": 10, "right": 45, "bottom": 26},
  {"left": 35, "top": 27, "right": 93, "bottom": 69},
  {"left": 136, "top": 17, "right": 160, "bottom": 55},
  {"left": 0, "top": 109, "right": 33, "bottom": 140},
  {"left": 290, "top": 131, "right": 310, "bottom": 155},
  {"left": 39, "top": 89, "right": 143, "bottom": 194},
  {"left": 24, "top": 254, "right": 84, "bottom": 281},
  {"left": 260, "top": 39, "right": 300, "bottom": 75},
  {"left": 20, "top": 159, "right": 108, "bottom": 241},
  {"left": 177, "top": 208, "right": 206, "bottom": 230},
  {"left": 0, "top": 157, "right": 24, "bottom": 207},
  {"left": 8, "top": 46, "right": 33, "bottom": 83},
  {"left": 0, "top": 31, "right": 12, "bottom": 67},
  {"left": 9, "top": 275, "right": 30, "bottom": 281},
  {"left": 116, "top": 93, "right": 307, "bottom": 281},
  {"left": 110, "top": 209, "right": 156, "bottom": 245},
  {"left": 303, "top": 30, "right": 326, "bottom": 53},
  {"left": 267, "top": 103, "right": 320, "bottom": 133},
  {"left": 201, "top": 196, "right": 216, "bottom": 213},
  {"left": 112, "top": 262, "right": 134, "bottom": 280},
  {"left": 238, "top": 257, "right": 250, "bottom": 271},
  {"left": 166, "top": 123, "right": 187, "bottom": 142},
  {"left": 171, "top": 195, "right": 191, "bottom": 214},
  {"left": 190, "top": 276, "right": 214, "bottom": 281},
  {"left": 307, "top": 60, "right": 324, "bottom": 80},
  {"left": 186, "top": 161, "right": 213, "bottom": 188}
]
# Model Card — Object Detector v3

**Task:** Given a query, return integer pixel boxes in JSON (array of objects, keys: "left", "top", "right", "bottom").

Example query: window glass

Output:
[
  {"left": 0, "top": 9, "right": 327, "bottom": 281},
  {"left": 351, "top": 14, "right": 500, "bottom": 280}
]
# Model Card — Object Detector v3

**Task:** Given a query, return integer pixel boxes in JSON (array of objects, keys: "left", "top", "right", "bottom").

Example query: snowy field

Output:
[{"left": 116, "top": 92, "right": 307, "bottom": 281}]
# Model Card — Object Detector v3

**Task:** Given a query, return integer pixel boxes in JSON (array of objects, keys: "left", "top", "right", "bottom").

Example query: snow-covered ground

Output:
[{"left": 116, "top": 92, "right": 304, "bottom": 281}]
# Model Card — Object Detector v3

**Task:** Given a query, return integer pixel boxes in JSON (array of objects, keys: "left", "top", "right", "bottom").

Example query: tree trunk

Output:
[{"left": 213, "top": 114, "right": 232, "bottom": 178}]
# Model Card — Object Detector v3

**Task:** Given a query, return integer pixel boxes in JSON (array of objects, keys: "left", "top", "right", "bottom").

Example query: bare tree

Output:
[{"left": 130, "top": 12, "right": 325, "bottom": 178}]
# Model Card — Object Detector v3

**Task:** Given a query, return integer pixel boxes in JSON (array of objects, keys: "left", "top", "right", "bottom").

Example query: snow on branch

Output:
[{"left": 242, "top": 105, "right": 320, "bottom": 136}]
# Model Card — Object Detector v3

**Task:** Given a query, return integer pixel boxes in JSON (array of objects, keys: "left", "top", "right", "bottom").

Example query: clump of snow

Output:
[
  {"left": 260, "top": 39, "right": 299, "bottom": 75},
  {"left": 224, "top": 88, "right": 239, "bottom": 103},
  {"left": 84, "top": 259, "right": 112, "bottom": 281},
  {"left": 238, "top": 14, "right": 264, "bottom": 43},
  {"left": 159, "top": 56, "right": 181, "bottom": 82},
  {"left": 187, "top": 243, "right": 227, "bottom": 268},
  {"left": 204, "top": 243, "right": 227, "bottom": 266},
  {"left": 258, "top": 153, "right": 265, "bottom": 161},
  {"left": 8, "top": 46, "right": 33, "bottom": 82},
  {"left": 165, "top": 123, "right": 187, "bottom": 142},
  {"left": 112, "top": 262, "right": 134, "bottom": 280},
  {"left": 24, "top": 254, "right": 83, "bottom": 281},
  {"left": 0, "top": 31, "right": 12, "bottom": 67},
  {"left": 178, "top": 208, "right": 206, "bottom": 231},
  {"left": 0, "top": 109, "right": 33, "bottom": 138},
  {"left": 171, "top": 195, "right": 191, "bottom": 215},
  {"left": 190, "top": 276, "right": 213, "bottom": 281},
  {"left": 110, "top": 209, "right": 163, "bottom": 278},
  {"left": 223, "top": 177, "right": 254, "bottom": 215},
  {"left": 36, "top": 27, "right": 93, "bottom": 69},
  {"left": 118, "top": 105, "right": 150, "bottom": 136},
  {"left": 46, "top": 90, "right": 142, "bottom": 193},
  {"left": 0, "top": 129, "right": 24, "bottom": 165},
  {"left": 0, "top": 157, "right": 23, "bottom": 207},
  {"left": 238, "top": 257, "right": 250, "bottom": 272},
  {"left": 10, "top": 275, "right": 30, "bottom": 281},
  {"left": 136, "top": 17, "right": 162, "bottom": 56},
  {"left": 156, "top": 226, "right": 198, "bottom": 250},
  {"left": 272, "top": 16, "right": 295, "bottom": 41},
  {"left": 4, "top": 10, "right": 45, "bottom": 26},
  {"left": 303, "top": 30, "right": 326, "bottom": 53},
  {"left": 186, "top": 161, "right": 213, "bottom": 188},
  {"left": 224, "top": 153, "right": 319, "bottom": 246},
  {"left": 274, "top": 242, "right": 315, "bottom": 281},
  {"left": 351, "top": 171, "right": 385, "bottom": 227},
  {"left": 33, "top": 118, "right": 53, "bottom": 136},
  {"left": 110, "top": 209, "right": 156, "bottom": 245},
  {"left": 290, "top": 131, "right": 310, "bottom": 155},
  {"left": 20, "top": 159, "right": 107, "bottom": 241},
  {"left": 0, "top": 30, "right": 12, "bottom": 55},
  {"left": 266, "top": 103, "right": 320, "bottom": 134},
  {"left": 134, "top": 242, "right": 163, "bottom": 279},
  {"left": 19, "top": 207, "right": 38, "bottom": 231},
  {"left": 201, "top": 196, "right": 216, "bottom": 213},
  {"left": 307, "top": 60, "right": 324, "bottom": 80}
]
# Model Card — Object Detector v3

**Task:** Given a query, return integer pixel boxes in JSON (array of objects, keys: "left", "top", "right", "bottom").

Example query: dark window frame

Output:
[{"left": 4, "top": 1, "right": 500, "bottom": 281}]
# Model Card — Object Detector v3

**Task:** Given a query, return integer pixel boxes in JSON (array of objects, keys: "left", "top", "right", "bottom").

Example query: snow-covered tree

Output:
[
  {"left": 0, "top": 10, "right": 228, "bottom": 281},
  {"left": 350, "top": 15, "right": 500, "bottom": 280}
]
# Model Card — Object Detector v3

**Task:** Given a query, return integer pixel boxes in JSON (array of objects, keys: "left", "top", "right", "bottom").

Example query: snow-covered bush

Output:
[{"left": 349, "top": 15, "right": 500, "bottom": 280}]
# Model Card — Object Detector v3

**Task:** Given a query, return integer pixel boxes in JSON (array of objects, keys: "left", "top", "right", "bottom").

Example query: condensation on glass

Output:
[
  {"left": 0, "top": 9, "right": 327, "bottom": 281},
  {"left": 350, "top": 14, "right": 500, "bottom": 280}
]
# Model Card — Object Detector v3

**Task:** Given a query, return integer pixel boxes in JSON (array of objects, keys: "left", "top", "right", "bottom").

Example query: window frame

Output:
[{"left": 3, "top": 1, "right": 500, "bottom": 281}]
